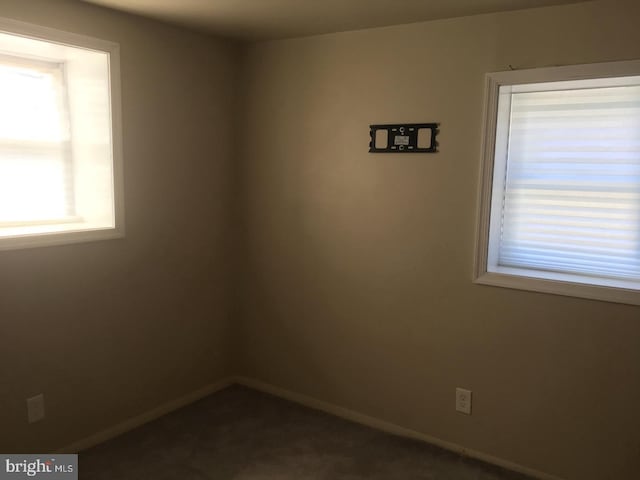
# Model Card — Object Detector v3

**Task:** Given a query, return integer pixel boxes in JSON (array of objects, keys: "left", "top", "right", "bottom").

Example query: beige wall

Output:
[
  {"left": 238, "top": 1, "right": 640, "bottom": 479},
  {"left": 0, "top": 0, "right": 239, "bottom": 452}
]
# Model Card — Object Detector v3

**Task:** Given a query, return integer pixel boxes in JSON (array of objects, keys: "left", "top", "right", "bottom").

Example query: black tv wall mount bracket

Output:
[{"left": 369, "top": 123, "right": 439, "bottom": 153}]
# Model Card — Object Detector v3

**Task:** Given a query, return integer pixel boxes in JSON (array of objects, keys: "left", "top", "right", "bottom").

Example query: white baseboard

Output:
[
  {"left": 56, "top": 377, "right": 233, "bottom": 454},
  {"left": 233, "top": 376, "right": 565, "bottom": 480}
]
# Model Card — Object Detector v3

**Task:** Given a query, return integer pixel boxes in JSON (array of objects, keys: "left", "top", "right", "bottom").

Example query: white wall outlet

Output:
[
  {"left": 27, "top": 394, "right": 45, "bottom": 423},
  {"left": 456, "top": 388, "right": 472, "bottom": 415}
]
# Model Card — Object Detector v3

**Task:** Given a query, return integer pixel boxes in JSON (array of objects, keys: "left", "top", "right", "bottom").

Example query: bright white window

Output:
[
  {"left": 0, "top": 18, "right": 123, "bottom": 250},
  {"left": 475, "top": 60, "right": 640, "bottom": 305}
]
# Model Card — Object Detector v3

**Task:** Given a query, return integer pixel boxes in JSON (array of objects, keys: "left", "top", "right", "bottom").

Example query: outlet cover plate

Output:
[
  {"left": 456, "top": 388, "right": 472, "bottom": 415},
  {"left": 27, "top": 394, "right": 45, "bottom": 423}
]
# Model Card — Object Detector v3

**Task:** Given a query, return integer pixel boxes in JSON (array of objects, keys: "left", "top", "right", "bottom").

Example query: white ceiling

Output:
[{"left": 81, "top": 0, "right": 590, "bottom": 41}]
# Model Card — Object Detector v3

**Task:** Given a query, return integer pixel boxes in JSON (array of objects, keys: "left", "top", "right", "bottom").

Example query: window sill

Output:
[
  {"left": 0, "top": 223, "right": 124, "bottom": 251},
  {"left": 474, "top": 270, "right": 640, "bottom": 306}
]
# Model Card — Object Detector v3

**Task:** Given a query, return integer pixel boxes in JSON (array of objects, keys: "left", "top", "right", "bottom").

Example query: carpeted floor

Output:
[{"left": 80, "top": 385, "right": 533, "bottom": 479}]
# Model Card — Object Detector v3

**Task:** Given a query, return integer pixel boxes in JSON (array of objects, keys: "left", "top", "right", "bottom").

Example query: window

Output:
[
  {"left": 0, "top": 18, "right": 123, "bottom": 250},
  {"left": 475, "top": 60, "right": 640, "bottom": 305}
]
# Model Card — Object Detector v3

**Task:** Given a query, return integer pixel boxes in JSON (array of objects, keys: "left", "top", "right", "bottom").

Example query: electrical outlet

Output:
[
  {"left": 456, "top": 388, "right": 472, "bottom": 415},
  {"left": 27, "top": 394, "right": 45, "bottom": 423}
]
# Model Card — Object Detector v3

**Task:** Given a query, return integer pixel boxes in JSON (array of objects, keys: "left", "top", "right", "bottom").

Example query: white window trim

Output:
[
  {"left": 0, "top": 17, "right": 124, "bottom": 251},
  {"left": 474, "top": 59, "right": 640, "bottom": 306}
]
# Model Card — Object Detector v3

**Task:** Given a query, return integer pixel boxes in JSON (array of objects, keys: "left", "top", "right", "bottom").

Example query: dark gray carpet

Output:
[{"left": 80, "top": 385, "right": 533, "bottom": 479}]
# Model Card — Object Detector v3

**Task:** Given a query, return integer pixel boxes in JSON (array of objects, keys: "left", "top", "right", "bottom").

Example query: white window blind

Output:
[
  {"left": 0, "top": 58, "right": 73, "bottom": 224},
  {"left": 494, "top": 79, "right": 640, "bottom": 283}
]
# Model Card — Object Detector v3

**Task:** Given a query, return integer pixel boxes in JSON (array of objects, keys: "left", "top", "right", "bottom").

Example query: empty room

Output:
[{"left": 0, "top": 0, "right": 639, "bottom": 479}]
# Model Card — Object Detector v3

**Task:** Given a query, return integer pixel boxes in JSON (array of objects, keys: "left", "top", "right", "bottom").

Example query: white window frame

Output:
[
  {"left": 0, "top": 17, "right": 124, "bottom": 250},
  {"left": 474, "top": 59, "right": 640, "bottom": 306}
]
